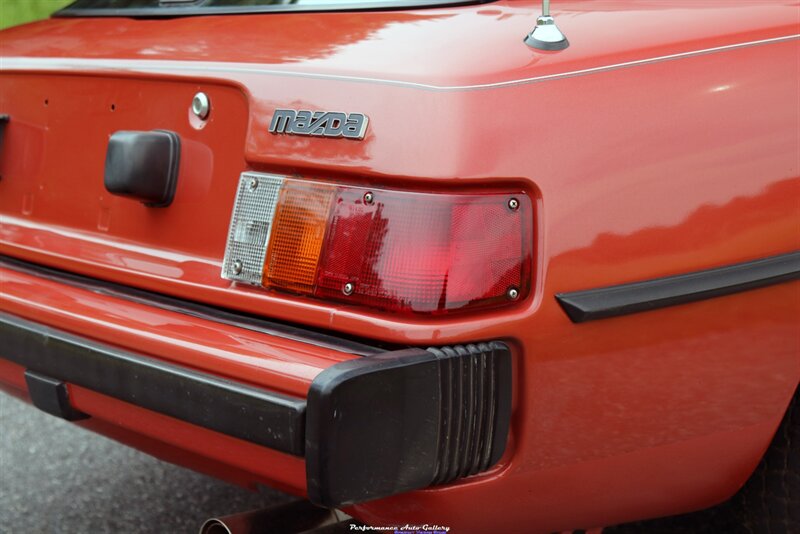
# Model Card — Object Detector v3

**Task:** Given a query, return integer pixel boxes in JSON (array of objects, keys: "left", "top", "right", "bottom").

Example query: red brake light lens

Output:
[{"left": 316, "top": 188, "right": 531, "bottom": 313}]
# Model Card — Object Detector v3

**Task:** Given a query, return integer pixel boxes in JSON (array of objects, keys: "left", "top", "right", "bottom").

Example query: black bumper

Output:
[{"left": 0, "top": 312, "right": 511, "bottom": 507}]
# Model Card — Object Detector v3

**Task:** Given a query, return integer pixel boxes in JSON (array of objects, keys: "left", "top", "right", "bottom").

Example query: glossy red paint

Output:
[{"left": 0, "top": 1, "right": 798, "bottom": 532}]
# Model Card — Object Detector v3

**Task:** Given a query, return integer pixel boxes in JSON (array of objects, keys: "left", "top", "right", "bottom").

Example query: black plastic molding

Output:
[
  {"left": 104, "top": 130, "right": 181, "bottom": 207},
  {"left": 24, "top": 370, "right": 90, "bottom": 421},
  {"left": 556, "top": 251, "right": 800, "bottom": 323},
  {"left": 1, "top": 312, "right": 308, "bottom": 455}
]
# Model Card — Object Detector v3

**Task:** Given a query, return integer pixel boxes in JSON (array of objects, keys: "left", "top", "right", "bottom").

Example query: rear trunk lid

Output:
[{"left": 1, "top": 4, "right": 534, "bottom": 333}]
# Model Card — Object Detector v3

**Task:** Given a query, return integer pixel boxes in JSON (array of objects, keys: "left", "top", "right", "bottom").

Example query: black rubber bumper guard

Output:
[{"left": 0, "top": 312, "right": 511, "bottom": 508}]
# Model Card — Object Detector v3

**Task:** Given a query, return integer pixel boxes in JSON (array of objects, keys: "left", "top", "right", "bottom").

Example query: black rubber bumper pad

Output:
[{"left": 306, "top": 342, "right": 512, "bottom": 507}]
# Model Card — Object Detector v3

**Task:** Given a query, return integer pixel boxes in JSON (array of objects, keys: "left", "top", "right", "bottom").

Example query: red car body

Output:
[{"left": 0, "top": 1, "right": 798, "bottom": 532}]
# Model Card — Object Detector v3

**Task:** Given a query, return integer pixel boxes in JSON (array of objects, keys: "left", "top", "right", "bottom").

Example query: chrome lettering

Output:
[{"left": 268, "top": 109, "right": 368, "bottom": 139}]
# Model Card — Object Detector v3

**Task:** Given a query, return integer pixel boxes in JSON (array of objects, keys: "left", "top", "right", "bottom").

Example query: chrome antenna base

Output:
[{"left": 524, "top": 15, "right": 569, "bottom": 51}]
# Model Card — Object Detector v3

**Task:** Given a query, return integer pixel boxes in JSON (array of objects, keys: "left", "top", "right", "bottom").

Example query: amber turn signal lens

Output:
[{"left": 262, "top": 182, "right": 334, "bottom": 293}]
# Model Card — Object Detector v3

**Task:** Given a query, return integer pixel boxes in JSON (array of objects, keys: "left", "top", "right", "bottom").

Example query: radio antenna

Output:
[{"left": 524, "top": 0, "right": 569, "bottom": 51}]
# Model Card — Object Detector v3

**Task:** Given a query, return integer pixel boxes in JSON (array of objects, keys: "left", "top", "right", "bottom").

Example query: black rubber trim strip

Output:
[
  {"left": 0, "top": 255, "right": 384, "bottom": 357},
  {"left": 55, "top": 0, "right": 496, "bottom": 18},
  {"left": 0, "top": 312, "right": 307, "bottom": 455},
  {"left": 556, "top": 251, "right": 800, "bottom": 323}
]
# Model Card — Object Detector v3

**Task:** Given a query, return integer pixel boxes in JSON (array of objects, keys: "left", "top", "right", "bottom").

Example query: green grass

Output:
[{"left": 0, "top": 0, "right": 74, "bottom": 30}]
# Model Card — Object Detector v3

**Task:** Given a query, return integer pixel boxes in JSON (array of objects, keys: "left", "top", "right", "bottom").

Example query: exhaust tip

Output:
[
  {"left": 198, "top": 500, "right": 352, "bottom": 534},
  {"left": 199, "top": 518, "right": 233, "bottom": 534}
]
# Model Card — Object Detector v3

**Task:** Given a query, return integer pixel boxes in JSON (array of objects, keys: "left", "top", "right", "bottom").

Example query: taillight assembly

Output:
[{"left": 222, "top": 172, "right": 532, "bottom": 315}]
